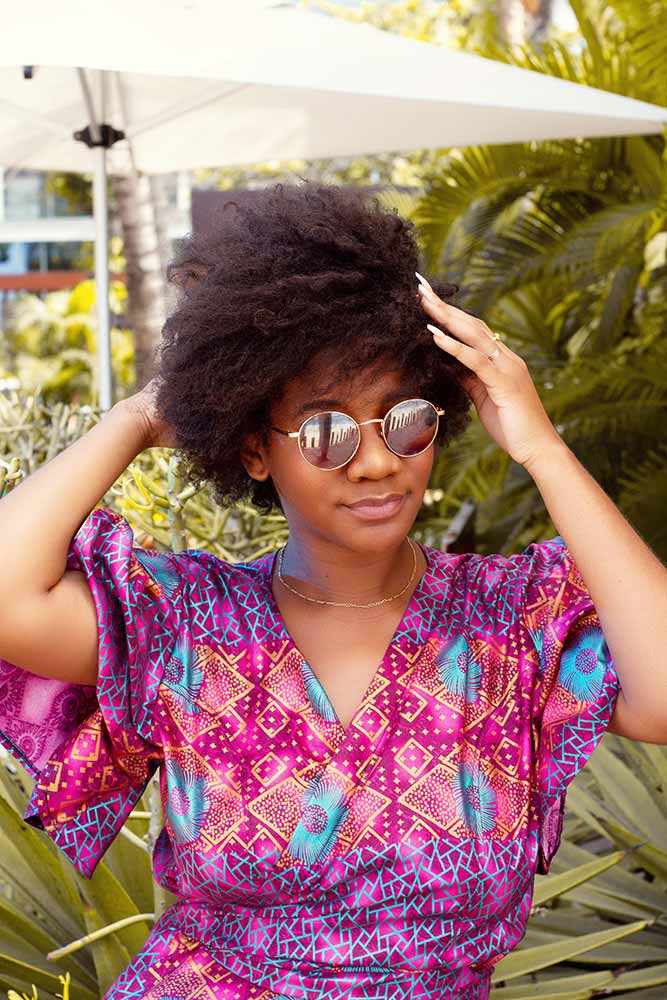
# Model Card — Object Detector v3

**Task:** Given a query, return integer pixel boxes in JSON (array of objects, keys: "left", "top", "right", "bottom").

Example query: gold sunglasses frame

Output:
[{"left": 271, "top": 398, "right": 446, "bottom": 471}]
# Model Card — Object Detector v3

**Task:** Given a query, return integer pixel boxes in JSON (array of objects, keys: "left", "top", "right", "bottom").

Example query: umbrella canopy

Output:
[
  {"left": 1, "top": 0, "right": 666, "bottom": 172},
  {"left": 1, "top": 0, "right": 665, "bottom": 407}
]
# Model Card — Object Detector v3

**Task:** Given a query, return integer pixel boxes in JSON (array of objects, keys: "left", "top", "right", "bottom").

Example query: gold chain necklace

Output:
[{"left": 276, "top": 538, "right": 418, "bottom": 609}]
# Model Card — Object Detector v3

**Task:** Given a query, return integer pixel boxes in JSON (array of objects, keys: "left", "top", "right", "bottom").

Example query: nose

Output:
[{"left": 345, "top": 420, "right": 402, "bottom": 481}]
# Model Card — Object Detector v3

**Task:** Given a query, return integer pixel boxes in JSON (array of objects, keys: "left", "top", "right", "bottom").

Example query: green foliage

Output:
[
  {"left": 0, "top": 275, "right": 133, "bottom": 406},
  {"left": 44, "top": 174, "right": 93, "bottom": 216},
  {"left": 373, "top": 1, "right": 667, "bottom": 563}
]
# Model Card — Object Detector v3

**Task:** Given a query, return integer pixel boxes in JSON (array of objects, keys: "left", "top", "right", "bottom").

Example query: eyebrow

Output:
[{"left": 294, "top": 385, "right": 418, "bottom": 419}]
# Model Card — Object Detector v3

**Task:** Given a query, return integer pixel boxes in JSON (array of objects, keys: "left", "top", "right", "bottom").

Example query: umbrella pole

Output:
[
  {"left": 75, "top": 68, "right": 124, "bottom": 414},
  {"left": 92, "top": 143, "right": 113, "bottom": 413}
]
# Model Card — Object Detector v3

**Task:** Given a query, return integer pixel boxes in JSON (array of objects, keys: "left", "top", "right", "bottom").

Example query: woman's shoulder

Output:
[
  {"left": 173, "top": 545, "right": 273, "bottom": 593},
  {"left": 421, "top": 535, "right": 569, "bottom": 601}
]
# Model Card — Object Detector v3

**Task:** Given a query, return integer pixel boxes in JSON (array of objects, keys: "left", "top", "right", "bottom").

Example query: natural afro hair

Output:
[{"left": 154, "top": 181, "right": 473, "bottom": 512}]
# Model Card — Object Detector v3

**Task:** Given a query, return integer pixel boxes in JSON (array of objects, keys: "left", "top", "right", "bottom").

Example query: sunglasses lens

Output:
[
  {"left": 385, "top": 399, "right": 439, "bottom": 456},
  {"left": 299, "top": 411, "right": 359, "bottom": 469}
]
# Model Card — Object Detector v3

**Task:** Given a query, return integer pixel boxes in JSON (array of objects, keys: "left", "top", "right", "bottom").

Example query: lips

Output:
[
  {"left": 346, "top": 493, "right": 404, "bottom": 509},
  {"left": 343, "top": 493, "right": 406, "bottom": 521}
]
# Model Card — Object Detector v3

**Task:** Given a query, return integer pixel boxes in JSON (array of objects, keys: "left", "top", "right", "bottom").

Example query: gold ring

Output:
[{"left": 488, "top": 347, "right": 502, "bottom": 361}]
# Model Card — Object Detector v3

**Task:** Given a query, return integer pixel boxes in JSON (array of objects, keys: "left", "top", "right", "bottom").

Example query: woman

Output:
[{"left": 0, "top": 182, "right": 665, "bottom": 1000}]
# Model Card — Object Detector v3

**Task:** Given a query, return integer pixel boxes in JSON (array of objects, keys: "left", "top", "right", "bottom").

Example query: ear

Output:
[{"left": 240, "top": 431, "right": 271, "bottom": 482}]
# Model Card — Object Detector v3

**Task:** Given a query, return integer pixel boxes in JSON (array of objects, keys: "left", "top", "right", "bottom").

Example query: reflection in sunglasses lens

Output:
[
  {"left": 385, "top": 400, "right": 437, "bottom": 456},
  {"left": 299, "top": 412, "right": 359, "bottom": 469}
]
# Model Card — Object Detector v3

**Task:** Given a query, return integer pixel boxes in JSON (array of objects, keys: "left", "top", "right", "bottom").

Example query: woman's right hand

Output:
[{"left": 120, "top": 377, "right": 178, "bottom": 450}]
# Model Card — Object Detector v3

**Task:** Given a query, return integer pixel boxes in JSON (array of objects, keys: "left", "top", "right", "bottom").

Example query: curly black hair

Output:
[{"left": 155, "top": 181, "right": 473, "bottom": 512}]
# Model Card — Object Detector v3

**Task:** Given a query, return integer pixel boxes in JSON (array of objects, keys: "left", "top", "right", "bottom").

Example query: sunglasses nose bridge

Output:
[
  {"left": 346, "top": 417, "right": 400, "bottom": 472},
  {"left": 356, "top": 416, "right": 391, "bottom": 450}
]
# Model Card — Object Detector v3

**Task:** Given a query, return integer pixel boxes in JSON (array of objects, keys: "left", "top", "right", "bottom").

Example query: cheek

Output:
[
  {"left": 268, "top": 443, "right": 330, "bottom": 506},
  {"left": 410, "top": 448, "right": 436, "bottom": 488}
]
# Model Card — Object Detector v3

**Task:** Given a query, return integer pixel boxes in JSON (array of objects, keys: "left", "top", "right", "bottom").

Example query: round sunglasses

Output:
[{"left": 271, "top": 398, "right": 445, "bottom": 471}]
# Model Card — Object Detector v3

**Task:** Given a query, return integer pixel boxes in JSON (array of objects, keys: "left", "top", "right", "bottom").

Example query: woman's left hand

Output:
[{"left": 418, "top": 283, "right": 563, "bottom": 469}]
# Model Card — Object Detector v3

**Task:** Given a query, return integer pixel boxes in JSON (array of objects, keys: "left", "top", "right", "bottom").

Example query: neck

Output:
[{"left": 277, "top": 534, "right": 423, "bottom": 606}]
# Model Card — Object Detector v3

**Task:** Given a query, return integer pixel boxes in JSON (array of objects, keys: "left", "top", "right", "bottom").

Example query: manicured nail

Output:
[
  {"left": 415, "top": 271, "right": 433, "bottom": 291},
  {"left": 427, "top": 323, "right": 446, "bottom": 337}
]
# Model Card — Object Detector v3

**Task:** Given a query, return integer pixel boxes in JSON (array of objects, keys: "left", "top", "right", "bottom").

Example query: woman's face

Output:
[{"left": 243, "top": 354, "right": 438, "bottom": 555}]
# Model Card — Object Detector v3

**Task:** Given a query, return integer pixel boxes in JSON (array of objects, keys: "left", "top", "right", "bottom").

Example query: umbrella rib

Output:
[
  {"left": 77, "top": 67, "right": 102, "bottom": 144},
  {"left": 0, "top": 95, "right": 70, "bottom": 138},
  {"left": 124, "top": 81, "right": 252, "bottom": 140},
  {"left": 113, "top": 71, "right": 137, "bottom": 173}
]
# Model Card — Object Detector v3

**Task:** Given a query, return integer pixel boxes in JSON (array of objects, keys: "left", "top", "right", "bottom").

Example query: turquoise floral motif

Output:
[
  {"left": 302, "top": 661, "right": 338, "bottom": 723},
  {"left": 134, "top": 548, "right": 182, "bottom": 598},
  {"left": 287, "top": 773, "right": 349, "bottom": 864},
  {"left": 163, "top": 636, "right": 204, "bottom": 715},
  {"left": 452, "top": 762, "right": 497, "bottom": 836},
  {"left": 436, "top": 635, "right": 481, "bottom": 703},
  {"left": 526, "top": 626, "right": 544, "bottom": 669},
  {"left": 165, "top": 759, "right": 211, "bottom": 843},
  {"left": 559, "top": 624, "right": 607, "bottom": 702}
]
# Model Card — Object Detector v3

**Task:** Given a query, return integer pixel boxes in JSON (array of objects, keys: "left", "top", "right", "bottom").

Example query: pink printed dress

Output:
[{"left": 0, "top": 507, "right": 619, "bottom": 999}]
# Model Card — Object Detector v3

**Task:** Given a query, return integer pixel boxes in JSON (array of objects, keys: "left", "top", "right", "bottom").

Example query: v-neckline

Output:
[{"left": 261, "top": 542, "right": 432, "bottom": 741}]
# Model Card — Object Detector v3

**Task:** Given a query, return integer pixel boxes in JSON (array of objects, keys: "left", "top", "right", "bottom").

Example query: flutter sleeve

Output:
[
  {"left": 0, "top": 506, "right": 191, "bottom": 878},
  {"left": 520, "top": 535, "right": 621, "bottom": 875}
]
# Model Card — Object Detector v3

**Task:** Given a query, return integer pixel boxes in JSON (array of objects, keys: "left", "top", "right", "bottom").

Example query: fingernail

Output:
[
  {"left": 415, "top": 271, "right": 433, "bottom": 291},
  {"left": 427, "top": 323, "right": 446, "bottom": 337}
]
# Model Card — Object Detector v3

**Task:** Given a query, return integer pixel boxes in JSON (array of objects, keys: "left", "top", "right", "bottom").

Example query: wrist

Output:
[
  {"left": 522, "top": 437, "right": 572, "bottom": 480},
  {"left": 109, "top": 397, "right": 154, "bottom": 452}
]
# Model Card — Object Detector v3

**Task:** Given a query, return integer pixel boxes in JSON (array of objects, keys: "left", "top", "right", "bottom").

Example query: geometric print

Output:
[{"left": 0, "top": 509, "right": 619, "bottom": 999}]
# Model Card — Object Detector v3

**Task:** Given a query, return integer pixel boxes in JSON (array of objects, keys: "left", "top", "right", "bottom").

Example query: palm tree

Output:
[
  {"left": 111, "top": 172, "right": 170, "bottom": 391},
  {"left": 382, "top": 0, "right": 667, "bottom": 564}
]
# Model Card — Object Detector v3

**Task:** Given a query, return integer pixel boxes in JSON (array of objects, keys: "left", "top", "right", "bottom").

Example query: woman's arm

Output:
[
  {"left": 525, "top": 440, "right": 667, "bottom": 743},
  {"left": 0, "top": 398, "right": 153, "bottom": 684},
  {"left": 420, "top": 285, "right": 667, "bottom": 743}
]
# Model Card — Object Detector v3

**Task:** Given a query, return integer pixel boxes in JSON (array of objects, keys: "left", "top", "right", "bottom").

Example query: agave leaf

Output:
[
  {"left": 632, "top": 743, "right": 667, "bottom": 813},
  {"left": 489, "top": 967, "right": 615, "bottom": 999},
  {"left": 76, "top": 894, "right": 132, "bottom": 998},
  {"left": 0, "top": 758, "right": 34, "bottom": 815},
  {"left": 490, "top": 961, "right": 667, "bottom": 999},
  {"left": 570, "top": 779, "right": 667, "bottom": 882},
  {"left": 71, "top": 861, "right": 152, "bottom": 956},
  {"left": 531, "top": 847, "right": 630, "bottom": 908},
  {"left": 551, "top": 884, "right": 657, "bottom": 923},
  {"left": 0, "top": 934, "right": 83, "bottom": 998},
  {"left": 552, "top": 841, "right": 667, "bottom": 913},
  {"left": 0, "top": 976, "right": 59, "bottom": 1000},
  {"left": 105, "top": 822, "right": 154, "bottom": 915},
  {"left": 549, "top": 780, "right": 611, "bottom": 843},
  {"left": 0, "top": 800, "right": 83, "bottom": 942},
  {"left": 582, "top": 743, "right": 667, "bottom": 843},
  {"left": 522, "top": 910, "right": 666, "bottom": 964},
  {"left": 0, "top": 899, "right": 96, "bottom": 993},
  {"left": 613, "top": 989, "right": 667, "bottom": 1000},
  {"left": 595, "top": 960, "right": 667, "bottom": 991},
  {"left": 492, "top": 917, "right": 655, "bottom": 983}
]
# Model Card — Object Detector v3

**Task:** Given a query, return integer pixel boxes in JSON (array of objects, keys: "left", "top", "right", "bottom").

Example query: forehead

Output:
[{"left": 278, "top": 355, "right": 420, "bottom": 417}]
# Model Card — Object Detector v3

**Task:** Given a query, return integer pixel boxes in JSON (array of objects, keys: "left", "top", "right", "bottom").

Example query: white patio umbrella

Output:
[{"left": 0, "top": 0, "right": 665, "bottom": 409}]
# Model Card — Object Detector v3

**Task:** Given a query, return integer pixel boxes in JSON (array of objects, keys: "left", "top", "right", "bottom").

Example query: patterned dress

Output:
[{"left": 0, "top": 506, "right": 619, "bottom": 999}]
